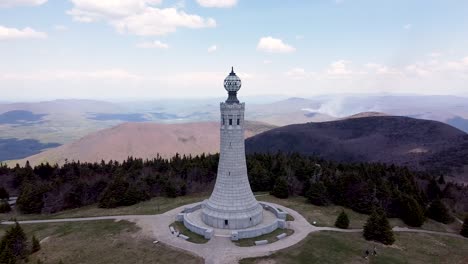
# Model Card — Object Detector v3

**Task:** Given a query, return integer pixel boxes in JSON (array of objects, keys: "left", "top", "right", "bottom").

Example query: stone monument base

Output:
[{"left": 176, "top": 202, "right": 288, "bottom": 241}]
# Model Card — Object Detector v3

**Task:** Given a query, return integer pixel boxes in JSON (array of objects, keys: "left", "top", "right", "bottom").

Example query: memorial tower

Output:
[{"left": 201, "top": 67, "right": 263, "bottom": 229}]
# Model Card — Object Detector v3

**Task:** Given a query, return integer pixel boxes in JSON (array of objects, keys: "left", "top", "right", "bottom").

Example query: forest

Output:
[{"left": 1, "top": 152, "right": 467, "bottom": 227}]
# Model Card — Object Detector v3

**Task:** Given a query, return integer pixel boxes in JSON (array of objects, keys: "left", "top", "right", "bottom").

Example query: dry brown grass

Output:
[{"left": 21, "top": 220, "right": 202, "bottom": 264}]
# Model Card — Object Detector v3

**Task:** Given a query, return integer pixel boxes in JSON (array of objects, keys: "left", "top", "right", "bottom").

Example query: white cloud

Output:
[
  {"left": 196, "top": 0, "right": 238, "bottom": 8},
  {"left": 68, "top": 1, "right": 216, "bottom": 36},
  {"left": 207, "top": 44, "right": 217, "bottom": 52},
  {"left": 0, "top": 69, "right": 140, "bottom": 81},
  {"left": 403, "top": 24, "right": 412, "bottom": 30},
  {"left": 0, "top": 25, "right": 47, "bottom": 40},
  {"left": 365, "top": 63, "right": 401, "bottom": 75},
  {"left": 257, "top": 37, "right": 295, "bottom": 53},
  {"left": 327, "top": 60, "right": 353, "bottom": 75},
  {"left": 428, "top": 52, "right": 442, "bottom": 58},
  {"left": 0, "top": 0, "right": 47, "bottom": 8},
  {"left": 263, "top": 60, "right": 272, "bottom": 64},
  {"left": 67, "top": 0, "right": 163, "bottom": 22},
  {"left": 53, "top": 25, "right": 68, "bottom": 31},
  {"left": 136, "top": 40, "right": 169, "bottom": 49},
  {"left": 285, "top": 68, "right": 308, "bottom": 79}
]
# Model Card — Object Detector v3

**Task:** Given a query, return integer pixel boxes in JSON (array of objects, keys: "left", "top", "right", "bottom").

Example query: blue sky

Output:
[{"left": 0, "top": 0, "right": 468, "bottom": 101}]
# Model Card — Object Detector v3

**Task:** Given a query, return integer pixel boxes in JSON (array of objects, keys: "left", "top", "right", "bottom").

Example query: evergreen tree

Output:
[
  {"left": 426, "top": 179, "right": 441, "bottom": 201},
  {"left": 334, "top": 210, "right": 349, "bottom": 229},
  {"left": 31, "top": 235, "right": 40, "bottom": 253},
  {"left": 461, "top": 216, "right": 468, "bottom": 238},
  {"left": 363, "top": 208, "right": 395, "bottom": 245},
  {"left": 437, "top": 175, "right": 446, "bottom": 185},
  {"left": 0, "top": 222, "right": 27, "bottom": 262},
  {"left": 427, "top": 199, "right": 454, "bottom": 224},
  {"left": 0, "top": 200, "right": 11, "bottom": 213},
  {"left": 270, "top": 177, "right": 289, "bottom": 199},
  {"left": 0, "top": 187, "right": 9, "bottom": 200},
  {"left": 399, "top": 195, "right": 425, "bottom": 227},
  {"left": 306, "top": 181, "right": 329, "bottom": 206},
  {"left": 16, "top": 182, "right": 44, "bottom": 214}
]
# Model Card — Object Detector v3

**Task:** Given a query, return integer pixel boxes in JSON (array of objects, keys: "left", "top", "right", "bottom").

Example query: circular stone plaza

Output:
[{"left": 173, "top": 68, "right": 302, "bottom": 242}]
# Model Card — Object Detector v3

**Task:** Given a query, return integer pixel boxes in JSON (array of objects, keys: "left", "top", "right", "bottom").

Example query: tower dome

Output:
[
  {"left": 224, "top": 67, "right": 242, "bottom": 92},
  {"left": 223, "top": 67, "right": 241, "bottom": 104}
]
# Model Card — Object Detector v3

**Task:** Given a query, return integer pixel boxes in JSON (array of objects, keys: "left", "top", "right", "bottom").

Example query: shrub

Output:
[
  {"left": 335, "top": 210, "right": 350, "bottom": 229},
  {"left": 31, "top": 235, "right": 41, "bottom": 253}
]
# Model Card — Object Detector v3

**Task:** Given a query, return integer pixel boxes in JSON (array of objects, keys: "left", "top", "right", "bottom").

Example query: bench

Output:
[
  {"left": 254, "top": 240, "right": 268, "bottom": 246},
  {"left": 276, "top": 233, "right": 287, "bottom": 240},
  {"left": 178, "top": 234, "right": 189, "bottom": 240}
]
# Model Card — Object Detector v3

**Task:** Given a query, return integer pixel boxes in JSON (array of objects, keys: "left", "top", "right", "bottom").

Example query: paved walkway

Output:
[{"left": 1, "top": 203, "right": 466, "bottom": 264}]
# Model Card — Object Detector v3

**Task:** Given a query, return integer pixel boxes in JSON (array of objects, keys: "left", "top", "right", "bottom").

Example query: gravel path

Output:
[{"left": 1, "top": 203, "right": 466, "bottom": 264}]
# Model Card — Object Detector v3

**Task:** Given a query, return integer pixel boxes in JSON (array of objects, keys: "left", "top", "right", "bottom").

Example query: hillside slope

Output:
[
  {"left": 12, "top": 121, "right": 275, "bottom": 166},
  {"left": 245, "top": 116, "right": 468, "bottom": 181}
]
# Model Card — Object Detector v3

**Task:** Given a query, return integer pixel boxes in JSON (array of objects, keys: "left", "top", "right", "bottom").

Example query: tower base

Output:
[{"left": 201, "top": 201, "right": 263, "bottom": 229}]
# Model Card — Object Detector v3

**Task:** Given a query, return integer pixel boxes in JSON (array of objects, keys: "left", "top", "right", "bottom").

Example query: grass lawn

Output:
[
  {"left": 1, "top": 193, "right": 208, "bottom": 221},
  {"left": 257, "top": 195, "right": 463, "bottom": 233},
  {"left": 235, "top": 228, "right": 294, "bottom": 247},
  {"left": 240, "top": 231, "right": 468, "bottom": 264},
  {"left": 169, "top": 221, "right": 209, "bottom": 244},
  {"left": 15, "top": 220, "right": 202, "bottom": 264}
]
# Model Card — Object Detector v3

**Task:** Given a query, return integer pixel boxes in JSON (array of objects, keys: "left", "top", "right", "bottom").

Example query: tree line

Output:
[{"left": 0, "top": 152, "right": 466, "bottom": 230}]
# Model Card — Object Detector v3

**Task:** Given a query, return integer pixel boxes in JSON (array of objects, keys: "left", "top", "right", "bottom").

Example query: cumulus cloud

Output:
[
  {"left": 257, "top": 37, "right": 295, "bottom": 53},
  {"left": 53, "top": 25, "right": 68, "bottom": 31},
  {"left": 285, "top": 68, "right": 307, "bottom": 79},
  {"left": 196, "top": 0, "right": 238, "bottom": 8},
  {"left": 207, "top": 44, "right": 217, "bottom": 52},
  {"left": 0, "top": 0, "right": 47, "bottom": 8},
  {"left": 0, "top": 25, "right": 47, "bottom": 40},
  {"left": 327, "top": 60, "right": 353, "bottom": 75},
  {"left": 68, "top": 1, "right": 216, "bottom": 36},
  {"left": 136, "top": 40, "right": 169, "bottom": 49},
  {"left": 0, "top": 69, "right": 140, "bottom": 81}
]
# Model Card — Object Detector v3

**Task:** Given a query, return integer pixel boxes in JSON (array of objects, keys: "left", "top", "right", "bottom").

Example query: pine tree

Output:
[
  {"left": 363, "top": 208, "right": 395, "bottom": 245},
  {"left": 399, "top": 195, "right": 425, "bottom": 227},
  {"left": 0, "top": 221, "right": 27, "bottom": 262},
  {"left": 335, "top": 210, "right": 350, "bottom": 229},
  {"left": 270, "top": 177, "right": 289, "bottom": 199},
  {"left": 31, "top": 235, "right": 41, "bottom": 253},
  {"left": 437, "top": 175, "right": 446, "bottom": 185},
  {"left": 0, "top": 187, "right": 9, "bottom": 200},
  {"left": 426, "top": 179, "right": 441, "bottom": 201},
  {"left": 0, "top": 200, "right": 11, "bottom": 213},
  {"left": 306, "top": 181, "right": 329, "bottom": 206},
  {"left": 461, "top": 216, "right": 468, "bottom": 238},
  {"left": 427, "top": 199, "right": 454, "bottom": 224}
]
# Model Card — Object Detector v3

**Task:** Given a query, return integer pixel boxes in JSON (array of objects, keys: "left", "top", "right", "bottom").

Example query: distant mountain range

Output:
[
  {"left": 10, "top": 121, "right": 276, "bottom": 166},
  {"left": 1, "top": 95, "right": 468, "bottom": 162},
  {"left": 245, "top": 116, "right": 468, "bottom": 182}
]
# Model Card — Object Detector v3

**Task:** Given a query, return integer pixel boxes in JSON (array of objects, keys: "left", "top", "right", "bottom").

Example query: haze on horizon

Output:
[{"left": 1, "top": 0, "right": 468, "bottom": 101}]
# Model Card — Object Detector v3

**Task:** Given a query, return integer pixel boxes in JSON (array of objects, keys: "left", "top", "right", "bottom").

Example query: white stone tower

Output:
[{"left": 201, "top": 67, "right": 263, "bottom": 229}]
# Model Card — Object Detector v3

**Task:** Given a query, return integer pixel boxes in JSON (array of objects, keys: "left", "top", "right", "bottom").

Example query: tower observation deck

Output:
[{"left": 201, "top": 67, "right": 263, "bottom": 229}]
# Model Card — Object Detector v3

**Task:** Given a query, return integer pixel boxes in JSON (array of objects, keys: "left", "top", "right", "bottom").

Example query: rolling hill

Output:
[
  {"left": 245, "top": 116, "right": 468, "bottom": 182},
  {"left": 11, "top": 121, "right": 276, "bottom": 166}
]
